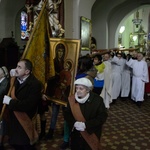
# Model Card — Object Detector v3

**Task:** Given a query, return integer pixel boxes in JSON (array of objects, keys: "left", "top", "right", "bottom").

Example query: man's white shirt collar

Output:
[{"left": 17, "top": 75, "right": 29, "bottom": 84}]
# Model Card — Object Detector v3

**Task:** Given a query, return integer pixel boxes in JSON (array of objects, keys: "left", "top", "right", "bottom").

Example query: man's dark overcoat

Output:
[{"left": 8, "top": 74, "right": 42, "bottom": 145}]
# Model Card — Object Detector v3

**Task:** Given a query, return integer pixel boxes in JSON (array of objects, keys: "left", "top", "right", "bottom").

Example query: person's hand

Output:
[
  {"left": 127, "top": 54, "right": 132, "bottom": 61},
  {"left": 3, "top": 95, "right": 12, "bottom": 105},
  {"left": 10, "top": 69, "right": 16, "bottom": 77},
  {"left": 42, "top": 94, "right": 48, "bottom": 101},
  {"left": 74, "top": 121, "right": 86, "bottom": 131},
  {"left": 110, "top": 50, "right": 115, "bottom": 57}
]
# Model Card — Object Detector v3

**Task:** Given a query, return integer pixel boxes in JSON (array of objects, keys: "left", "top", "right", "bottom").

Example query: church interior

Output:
[{"left": 0, "top": 0, "right": 150, "bottom": 150}]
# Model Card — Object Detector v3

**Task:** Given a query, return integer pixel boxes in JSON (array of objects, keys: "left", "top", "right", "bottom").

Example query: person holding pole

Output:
[
  {"left": 2, "top": 59, "right": 42, "bottom": 150},
  {"left": 64, "top": 77, "right": 108, "bottom": 150}
]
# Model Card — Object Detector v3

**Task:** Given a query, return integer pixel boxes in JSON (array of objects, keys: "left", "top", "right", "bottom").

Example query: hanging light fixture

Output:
[
  {"left": 133, "top": 35, "right": 137, "bottom": 41},
  {"left": 119, "top": 26, "right": 125, "bottom": 34},
  {"left": 118, "top": 26, "right": 125, "bottom": 48},
  {"left": 132, "top": 10, "right": 142, "bottom": 28}
]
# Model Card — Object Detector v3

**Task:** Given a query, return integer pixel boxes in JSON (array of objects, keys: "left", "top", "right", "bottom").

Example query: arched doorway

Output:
[{"left": 92, "top": 0, "right": 150, "bottom": 49}]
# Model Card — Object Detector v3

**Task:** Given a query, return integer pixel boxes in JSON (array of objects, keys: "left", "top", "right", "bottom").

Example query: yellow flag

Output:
[
  {"left": 46, "top": 18, "right": 55, "bottom": 79},
  {"left": 22, "top": 1, "right": 55, "bottom": 85}
]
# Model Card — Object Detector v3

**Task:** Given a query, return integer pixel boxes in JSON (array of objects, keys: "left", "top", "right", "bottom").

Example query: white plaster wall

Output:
[
  {"left": 75, "top": 0, "right": 96, "bottom": 39},
  {"left": 64, "top": 0, "right": 73, "bottom": 38},
  {"left": 65, "top": 0, "right": 96, "bottom": 55},
  {"left": 0, "top": 0, "right": 25, "bottom": 43},
  {"left": 91, "top": 0, "right": 121, "bottom": 49}
]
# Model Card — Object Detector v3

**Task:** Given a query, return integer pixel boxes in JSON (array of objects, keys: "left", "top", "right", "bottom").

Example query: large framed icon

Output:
[{"left": 46, "top": 38, "right": 81, "bottom": 106}]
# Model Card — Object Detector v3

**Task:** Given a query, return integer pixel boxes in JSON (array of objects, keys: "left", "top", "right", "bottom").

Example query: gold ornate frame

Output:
[
  {"left": 80, "top": 16, "right": 92, "bottom": 51},
  {"left": 47, "top": 38, "right": 80, "bottom": 106}
]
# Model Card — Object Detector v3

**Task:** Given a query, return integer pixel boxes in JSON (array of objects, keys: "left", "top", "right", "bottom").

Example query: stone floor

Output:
[{"left": 3, "top": 97, "right": 150, "bottom": 150}]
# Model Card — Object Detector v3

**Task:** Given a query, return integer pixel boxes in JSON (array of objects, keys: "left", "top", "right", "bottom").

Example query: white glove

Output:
[
  {"left": 3, "top": 95, "right": 12, "bottom": 105},
  {"left": 74, "top": 121, "right": 86, "bottom": 131},
  {"left": 10, "top": 69, "right": 16, "bottom": 77}
]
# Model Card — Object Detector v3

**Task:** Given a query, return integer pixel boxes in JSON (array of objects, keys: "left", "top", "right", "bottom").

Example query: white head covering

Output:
[
  {"left": 74, "top": 77, "right": 93, "bottom": 88},
  {"left": 0, "top": 66, "right": 9, "bottom": 78},
  {"left": 74, "top": 77, "right": 93, "bottom": 104}
]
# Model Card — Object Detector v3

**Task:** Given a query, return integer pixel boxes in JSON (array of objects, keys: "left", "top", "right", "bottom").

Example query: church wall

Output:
[
  {"left": 0, "top": 0, "right": 25, "bottom": 44},
  {"left": 65, "top": 0, "right": 96, "bottom": 55},
  {"left": 92, "top": 0, "right": 150, "bottom": 49},
  {"left": 64, "top": 0, "right": 73, "bottom": 39}
]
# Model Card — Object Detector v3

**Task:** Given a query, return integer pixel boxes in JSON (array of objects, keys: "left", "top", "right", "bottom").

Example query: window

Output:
[{"left": 21, "top": 11, "right": 28, "bottom": 40}]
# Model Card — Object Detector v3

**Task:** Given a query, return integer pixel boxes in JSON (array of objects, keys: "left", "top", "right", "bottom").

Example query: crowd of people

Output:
[
  {"left": 89, "top": 50, "right": 149, "bottom": 109},
  {"left": 101, "top": 50, "right": 149, "bottom": 108},
  {"left": 39, "top": 51, "right": 149, "bottom": 149},
  {"left": 0, "top": 49, "right": 150, "bottom": 150}
]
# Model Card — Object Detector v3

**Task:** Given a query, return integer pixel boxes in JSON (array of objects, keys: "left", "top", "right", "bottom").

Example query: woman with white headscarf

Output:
[{"left": 64, "top": 77, "right": 107, "bottom": 150}]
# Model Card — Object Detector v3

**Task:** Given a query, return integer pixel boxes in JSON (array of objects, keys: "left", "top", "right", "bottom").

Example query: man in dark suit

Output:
[{"left": 3, "top": 59, "right": 42, "bottom": 150}]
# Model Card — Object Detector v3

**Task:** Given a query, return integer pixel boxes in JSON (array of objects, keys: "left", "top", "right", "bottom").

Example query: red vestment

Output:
[{"left": 145, "top": 66, "right": 150, "bottom": 93}]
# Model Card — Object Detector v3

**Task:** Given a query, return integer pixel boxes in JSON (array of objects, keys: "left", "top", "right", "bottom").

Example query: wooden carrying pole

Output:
[
  {"left": 0, "top": 77, "right": 15, "bottom": 121},
  {"left": 109, "top": 48, "right": 138, "bottom": 52},
  {"left": 91, "top": 50, "right": 110, "bottom": 57},
  {"left": 46, "top": 96, "right": 67, "bottom": 107},
  {"left": 0, "top": 0, "right": 48, "bottom": 122}
]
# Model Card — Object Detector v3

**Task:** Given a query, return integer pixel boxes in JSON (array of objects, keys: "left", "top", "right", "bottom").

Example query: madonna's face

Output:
[{"left": 57, "top": 49, "right": 64, "bottom": 59}]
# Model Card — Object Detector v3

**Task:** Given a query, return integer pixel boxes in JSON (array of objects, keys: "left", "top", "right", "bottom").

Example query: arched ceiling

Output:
[{"left": 91, "top": 0, "right": 150, "bottom": 48}]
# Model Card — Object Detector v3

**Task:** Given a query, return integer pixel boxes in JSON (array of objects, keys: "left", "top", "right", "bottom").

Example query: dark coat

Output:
[
  {"left": 0, "top": 77, "right": 10, "bottom": 111},
  {"left": 64, "top": 91, "right": 108, "bottom": 150},
  {"left": 8, "top": 74, "right": 42, "bottom": 145},
  {"left": 0, "top": 77, "right": 10, "bottom": 135}
]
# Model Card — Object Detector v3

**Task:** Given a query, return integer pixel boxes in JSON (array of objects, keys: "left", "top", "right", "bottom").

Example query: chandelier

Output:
[{"left": 132, "top": 10, "right": 142, "bottom": 28}]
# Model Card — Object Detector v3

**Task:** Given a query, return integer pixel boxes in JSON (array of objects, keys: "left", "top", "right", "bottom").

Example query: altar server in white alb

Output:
[
  {"left": 120, "top": 54, "right": 131, "bottom": 99},
  {"left": 126, "top": 52, "right": 149, "bottom": 106},
  {"left": 101, "top": 53, "right": 112, "bottom": 109},
  {"left": 110, "top": 52, "right": 125, "bottom": 103}
]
